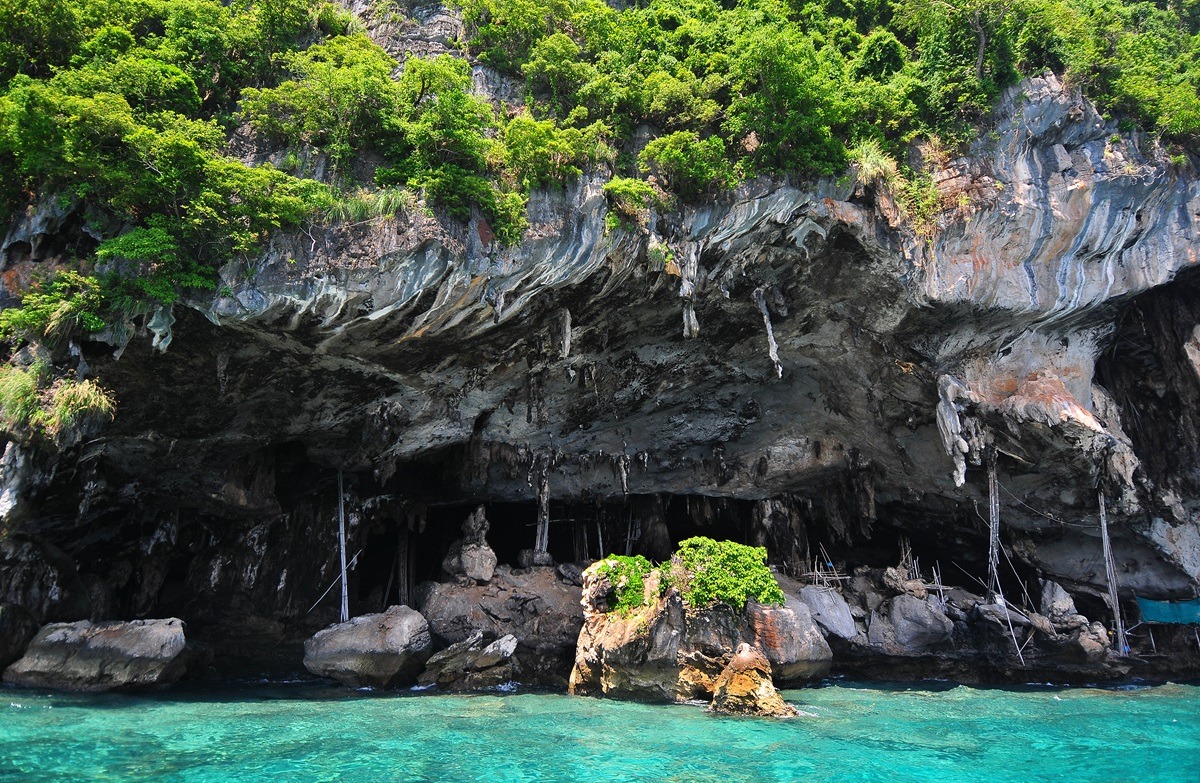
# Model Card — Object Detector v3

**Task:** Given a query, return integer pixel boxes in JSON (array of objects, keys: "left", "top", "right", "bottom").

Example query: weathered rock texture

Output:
[
  {"left": 416, "top": 565, "right": 584, "bottom": 686},
  {"left": 1, "top": 61, "right": 1200, "bottom": 680},
  {"left": 417, "top": 631, "right": 518, "bottom": 691},
  {"left": 302, "top": 605, "right": 432, "bottom": 688},
  {"left": 3, "top": 618, "right": 192, "bottom": 692},
  {"left": 569, "top": 566, "right": 830, "bottom": 703},
  {"left": 0, "top": 603, "right": 37, "bottom": 671},
  {"left": 710, "top": 643, "right": 798, "bottom": 718}
]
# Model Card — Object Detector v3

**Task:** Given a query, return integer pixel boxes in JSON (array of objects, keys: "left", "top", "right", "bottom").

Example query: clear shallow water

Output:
[{"left": 2, "top": 680, "right": 1198, "bottom": 783}]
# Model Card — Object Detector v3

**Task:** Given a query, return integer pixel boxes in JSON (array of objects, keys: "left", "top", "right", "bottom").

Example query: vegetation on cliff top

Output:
[
  {"left": 0, "top": 0, "right": 1196, "bottom": 342},
  {"left": 590, "top": 537, "right": 785, "bottom": 614}
]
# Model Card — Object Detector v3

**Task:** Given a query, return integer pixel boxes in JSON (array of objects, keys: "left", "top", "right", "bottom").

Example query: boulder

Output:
[
  {"left": 709, "top": 643, "right": 797, "bottom": 718},
  {"left": 1039, "top": 580, "right": 1089, "bottom": 629},
  {"left": 867, "top": 595, "right": 954, "bottom": 654},
  {"left": 416, "top": 565, "right": 583, "bottom": 686},
  {"left": 744, "top": 596, "right": 832, "bottom": 684},
  {"left": 570, "top": 565, "right": 829, "bottom": 705},
  {"left": 0, "top": 603, "right": 39, "bottom": 671},
  {"left": 441, "top": 506, "right": 498, "bottom": 584},
  {"left": 3, "top": 618, "right": 191, "bottom": 692},
  {"left": 303, "top": 605, "right": 432, "bottom": 688},
  {"left": 797, "top": 585, "right": 858, "bottom": 641},
  {"left": 442, "top": 541, "right": 497, "bottom": 584},
  {"left": 417, "top": 631, "right": 518, "bottom": 691}
]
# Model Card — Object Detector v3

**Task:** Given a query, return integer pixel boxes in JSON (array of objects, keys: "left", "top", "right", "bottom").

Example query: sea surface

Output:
[{"left": 2, "top": 679, "right": 1197, "bottom": 782}]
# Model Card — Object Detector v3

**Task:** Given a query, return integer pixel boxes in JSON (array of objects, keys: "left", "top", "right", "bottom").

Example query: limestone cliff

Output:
[{"left": 2, "top": 62, "right": 1200, "bottom": 679}]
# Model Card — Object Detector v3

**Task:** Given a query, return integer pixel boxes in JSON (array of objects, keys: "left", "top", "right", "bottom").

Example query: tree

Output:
[{"left": 895, "top": 0, "right": 1018, "bottom": 79}]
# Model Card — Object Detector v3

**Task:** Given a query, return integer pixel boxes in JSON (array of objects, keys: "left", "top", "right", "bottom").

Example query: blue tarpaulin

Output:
[{"left": 1136, "top": 596, "right": 1200, "bottom": 624}]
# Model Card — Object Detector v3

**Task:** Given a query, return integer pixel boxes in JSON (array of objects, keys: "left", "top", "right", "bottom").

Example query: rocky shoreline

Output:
[{"left": 5, "top": 531, "right": 1193, "bottom": 704}]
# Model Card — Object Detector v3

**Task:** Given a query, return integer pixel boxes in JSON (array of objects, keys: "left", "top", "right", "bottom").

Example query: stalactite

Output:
[
  {"left": 752, "top": 287, "right": 783, "bottom": 378},
  {"left": 559, "top": 308, "right": 572, "bottom": 359}
]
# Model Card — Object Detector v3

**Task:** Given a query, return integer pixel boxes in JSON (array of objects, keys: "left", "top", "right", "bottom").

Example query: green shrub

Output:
[
  {"left": 42, "top": 376, "right": 115, "bottom": 435},
  {"left": 0, "top": 362, "right": 115, "bottom": 438},
  {"left": 850, "top": 139, "right": 899, "bottom": 187},
  {"left": 0, "top": 271, "right": 106, "bottom": 344},
  {"left": 0, "top": 362, "right": 47, "bottom": 430},
  {"left": 669, "top": 536, "right": 784, "bottom": 610},
  {"left": 589, "top": 554, "right": 657, "bottom": 615},
  {"left": 602, "top": 176, "right": 665, "bottom": 230},
  {"left": 638, "top": 130, "right": 732, "bottom": 201}
]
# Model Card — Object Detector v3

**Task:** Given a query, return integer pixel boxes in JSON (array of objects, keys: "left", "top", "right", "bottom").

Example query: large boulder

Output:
[
  {"left": 0, "top": 603, "right": 38, "bottom": 671},
  {"left": 3, "top": 618, "right": 191, "bottom": 692},
  {"left": 442, "top": 541, "right": 497, "bottom": 585},
  {"left": 744, "top": 596, "right": 832, "bottom": 684},
  {"left": 866, "top": 594, "right": 954, "bottom": 654},
  {"left": 570, "top": 563, "right": 830, "bottom": 704},
  {"left": 710, "top": 643, "right": 798, "bottom": 718},
  {"left": 416, "top": 565, "right": 583, "bottom": 686},
  {"left": 303, "top": 605, "right": 432, "bottom": 688},
  {"left": 797, "top": 585, "right": 858, "bottom": 641}
]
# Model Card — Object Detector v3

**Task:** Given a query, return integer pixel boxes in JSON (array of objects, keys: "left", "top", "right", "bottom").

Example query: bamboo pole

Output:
[
  {"left": 987, "top": 455, "right": 1025, "bottom": 666},
  {"left": 338, "top": 469, "right": 349, "bottom": 623},
  {"left": 1099, "top": 491, "right": 1128, "bottom": 656},
  {"left": 987, "top": 457, "right": 1002, "bottom": 600}
]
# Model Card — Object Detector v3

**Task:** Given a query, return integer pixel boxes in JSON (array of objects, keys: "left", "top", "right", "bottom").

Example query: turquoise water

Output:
[{"left": 2, "top": 680, "right": 1198, "bottom": 782}]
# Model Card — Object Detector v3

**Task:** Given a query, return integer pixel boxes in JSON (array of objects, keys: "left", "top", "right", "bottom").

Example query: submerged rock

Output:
[
  {"left": 3, "top": 618, "right": 192, "bottom": 692},
  {"left": 303, "top": 605, "right": 433, "bottom": 688},
  {"left": 710, "top": 643, "right": 798, "bottom": 718}
]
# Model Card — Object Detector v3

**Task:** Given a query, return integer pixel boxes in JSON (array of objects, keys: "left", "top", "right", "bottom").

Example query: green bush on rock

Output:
[
  {"left": 590, "top": 554, "right": 657, "bottom": 615},
  {"left": 590, "top": 537, "right": 784, "bottom": 616},
  {"left": 669, "top": 537, "right": 785, "bottom": 611}
]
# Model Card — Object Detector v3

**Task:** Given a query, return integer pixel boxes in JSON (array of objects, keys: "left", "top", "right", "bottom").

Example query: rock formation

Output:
[
  {"left": 302, "top": 605, "right": 433, "bottom": 688},
  {"left": 0, "top": 59, "right": 1199, "bottom": 682},
  {"left": 0, "top": 603, "right": 38, "bottom": 671},
  {"left": 416, "top": 565, "right": 584, "bottom": 686},
  {"left": 3, "top": 618, "right": 195, "bottom": 692},
  {"left": 441, "top": 506, "right": 498, "bottom": 584},
  {"left": 710, "top": 643, "right": 798, "bottom": 718},
  {"left": 417, "top": 631, "right": 518, "bottom": 691},
  {"left": 569, "top": 563, "right": 831, "bottom": 705}
]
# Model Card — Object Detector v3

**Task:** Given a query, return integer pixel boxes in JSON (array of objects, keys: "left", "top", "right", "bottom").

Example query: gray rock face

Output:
[
  {"left": 416, "top": 566, "right": 583, "bottom": 686},
  {"left": 303, "top": 605, "right": 433, "bottom": 688},
  {"left": 0, "top": 603, "right": 37, "bottom": 671},
  {"left": 797, "top": 585, "right": 858, "bottom": 641},
  {"left": 3, "top": 618, "right": 190, "bottom": 692},
  {"left": 0, "top": 535, "right": 91, "bottom": 625},
  {"left": 417, "top": 631, "right": 518, "bottom": 691},
  {"left": 866, "top": 595, "right": 954, "bottom": 655}
]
